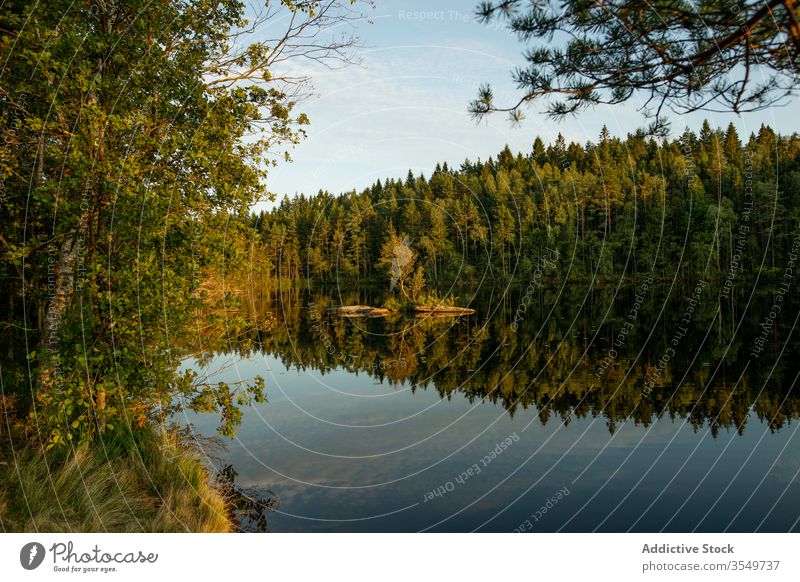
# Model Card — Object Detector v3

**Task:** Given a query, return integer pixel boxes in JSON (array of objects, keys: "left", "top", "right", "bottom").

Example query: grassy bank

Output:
[{"left": 0, "top": 427, "right": 233, "bottom": 532}]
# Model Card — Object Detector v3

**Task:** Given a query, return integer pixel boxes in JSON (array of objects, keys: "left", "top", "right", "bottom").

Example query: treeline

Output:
[
  {"left": 253, "top": 122, "right": 800, "bottom": 285},
  {"left": 217, "top": 287, "right": 800, "bottom": 436}
]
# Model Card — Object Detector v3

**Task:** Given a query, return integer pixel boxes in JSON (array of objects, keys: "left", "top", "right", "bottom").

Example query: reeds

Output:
[{"left": 0, "top": 427, "right": 232, "bottom": 533}]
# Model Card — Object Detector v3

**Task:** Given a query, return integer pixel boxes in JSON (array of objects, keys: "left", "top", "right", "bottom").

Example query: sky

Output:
[{"left": 258, "top": 0, "right": 800, "bottom": 209}]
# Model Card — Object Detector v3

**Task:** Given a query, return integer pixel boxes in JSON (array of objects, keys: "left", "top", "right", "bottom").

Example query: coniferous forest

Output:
[{"left": 252, "top": 122, "right": 800, "bottom": 289}]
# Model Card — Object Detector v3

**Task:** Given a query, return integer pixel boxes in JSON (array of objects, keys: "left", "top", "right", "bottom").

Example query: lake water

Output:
[{"left": 184, "top": 284, "right": 800, "bottom": 532}]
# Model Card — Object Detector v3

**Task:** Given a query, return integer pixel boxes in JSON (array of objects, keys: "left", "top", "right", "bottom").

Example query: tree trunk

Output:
[{"left": 37, "top": 235, "right": 79, "bottom": 392}]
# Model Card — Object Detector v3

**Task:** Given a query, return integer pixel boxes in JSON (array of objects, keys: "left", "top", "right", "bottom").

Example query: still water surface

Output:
[{"left": 185, "top": 285, "right": 800, "bottom": 532}]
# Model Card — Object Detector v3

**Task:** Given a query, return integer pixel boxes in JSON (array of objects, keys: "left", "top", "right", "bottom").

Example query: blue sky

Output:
[{"left": 259, "top": 0, "right": 800, "bottom": 208}]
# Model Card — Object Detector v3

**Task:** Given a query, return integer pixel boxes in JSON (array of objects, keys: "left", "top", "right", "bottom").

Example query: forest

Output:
[{"left": 252, "top": 122, "right": 800, "bottom": 290}]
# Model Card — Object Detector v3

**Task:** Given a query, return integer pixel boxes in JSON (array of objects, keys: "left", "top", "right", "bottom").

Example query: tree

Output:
[
  {"left": 493, "top": 204, "right": 516, "bottom": 277},
  {"left": 378, "top": 226, "right": 415, "bottom": 297},
  {"left": 470, "top": 0, "right": 800, "bottom": 132},
  {"left": 532, "top": 136, "right": 546, "bottom": 163},
  {"left": 0, "top": 0, "right": 366, "bottom": 444},
  {"left": 407, "top": 266, "right": 426, "bottom": 302},
  {"left": 418, "top": 206, "right": 451, "bottom": 279}
]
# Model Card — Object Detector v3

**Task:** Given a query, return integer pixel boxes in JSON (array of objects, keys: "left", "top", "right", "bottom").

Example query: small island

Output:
[
  {"left": 327, "top": 305, "right": 391, "bottom": 317},
  {"left": 328, "top": 304, "right": 476, "bottom": 318},
  {"left": 326, "top": 230, "right": 477, "bottom": 319},
  {"left": 412, "top": 305, "right": 476, "bottom": 315},
  {"left": 326, "top": 233, "right": 476, "bottom": 319}
]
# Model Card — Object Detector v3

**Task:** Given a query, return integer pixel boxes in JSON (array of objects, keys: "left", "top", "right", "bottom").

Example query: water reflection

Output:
[
  {"left": 214, "top": 464, "right": 278, "bottom": 532},
  {"left": 186, "top": 284, "right": 800, "bottom": 532},
  {"left": 213, "top": 285, "right": 800, "bottom": 434}
]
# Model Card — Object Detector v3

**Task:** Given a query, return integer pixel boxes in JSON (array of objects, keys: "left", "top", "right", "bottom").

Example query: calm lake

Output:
[{"left": 184, "top": 283, "right": 800, "bottom": 532}]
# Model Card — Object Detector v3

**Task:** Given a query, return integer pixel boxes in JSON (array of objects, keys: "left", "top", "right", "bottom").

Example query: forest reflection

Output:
[{"left": 198, "top": 283, "right": 800, "bottom": 437}]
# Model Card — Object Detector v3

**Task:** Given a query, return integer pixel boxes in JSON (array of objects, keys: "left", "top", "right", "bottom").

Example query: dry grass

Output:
[{"left": 0, "top": 428, "right": 232, "bottom": 533}]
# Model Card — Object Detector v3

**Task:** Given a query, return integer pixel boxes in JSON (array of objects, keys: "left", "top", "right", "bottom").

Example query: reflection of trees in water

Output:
[
  {"left": 215, "top": 464, "right": 278, "bottom": 533},
  {"left": 210, "top": 286, "right": 800, "bottom": 436}
]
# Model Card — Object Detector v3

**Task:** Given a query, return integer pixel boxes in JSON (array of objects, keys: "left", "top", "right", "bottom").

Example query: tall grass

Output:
[{"left": 0, "top": 427, "right": 233, "bottom": 532}]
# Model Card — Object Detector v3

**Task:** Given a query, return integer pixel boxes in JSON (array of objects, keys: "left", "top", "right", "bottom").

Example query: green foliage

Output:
[
  {"left": 0, "top": 0, "right": 361, "bottom": 446},
  {"left": 414, "top": 290, "right": 458, "bottom": 308},
  {"left": 186, "top": 375, "right": 267, "bottom": 438},
  {"left": 254, "top": 122, "right": 800, "bottom": 289},
  {"left": 471, "top": 1, "right": 800, "bottom": 130},
  {"left": 407, "top": 266, "right": 426, "bottom": 302},
  {"left": 382, "top": 295, "right": 405, "bottom": 311}
]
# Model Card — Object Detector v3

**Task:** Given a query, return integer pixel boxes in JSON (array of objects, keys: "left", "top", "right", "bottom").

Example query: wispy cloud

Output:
[{"left": 259, "top": 0, "right": 800, "bottom": 208}]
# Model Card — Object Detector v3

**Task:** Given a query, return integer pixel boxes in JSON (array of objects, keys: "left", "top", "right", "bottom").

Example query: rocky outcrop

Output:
[
  {"left": 412, "top": 305, "right": 476, "bottom": 315},
  {"left": 327, "top": 305, "right": 391, "bottom": 317}
]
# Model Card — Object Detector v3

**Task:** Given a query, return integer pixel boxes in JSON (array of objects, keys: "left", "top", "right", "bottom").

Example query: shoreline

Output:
[{"left": 0, "top": 427, "right": 234, "bottom": 533}]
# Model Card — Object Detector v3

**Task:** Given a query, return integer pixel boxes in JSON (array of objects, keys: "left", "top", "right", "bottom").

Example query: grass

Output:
[{"left": 0, "top": 426, "right": 233, "bottom": 533}]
